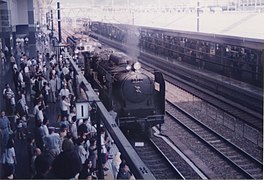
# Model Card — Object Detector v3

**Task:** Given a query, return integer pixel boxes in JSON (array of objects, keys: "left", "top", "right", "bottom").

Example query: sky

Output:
[{"left": 51, "top": 0, "right": 197, "bottom": 8}]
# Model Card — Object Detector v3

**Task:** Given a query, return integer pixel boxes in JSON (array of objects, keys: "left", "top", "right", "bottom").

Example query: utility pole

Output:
[
  {"left": 197, "top": 1, "right": 200, "bottom": 32},
  {"left": 51, "top": 10, "right": 54, "bottom": 35},
  {"left": 57, "top": 1, "right": 62, "bottom": 43},
  {"left": 50, "top": 9, "right": 55, "bottom": 47}
]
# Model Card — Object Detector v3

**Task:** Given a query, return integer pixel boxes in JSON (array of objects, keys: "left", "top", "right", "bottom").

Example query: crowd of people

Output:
[{"left": 0, "top": 32, "right": 133, "bottom": 179}]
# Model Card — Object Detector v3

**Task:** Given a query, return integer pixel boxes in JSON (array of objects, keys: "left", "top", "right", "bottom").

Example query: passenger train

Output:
[{"left": 88, "top": 21, "right": 264, "bottom": 87}]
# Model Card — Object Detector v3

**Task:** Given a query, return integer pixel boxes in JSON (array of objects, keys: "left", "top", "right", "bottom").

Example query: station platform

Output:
[
  {"left": 0, "top": 31, "right": 120, "bottom": 180},
  {"left": 174, "top": 58, "right": 263, "bottom": 97}
]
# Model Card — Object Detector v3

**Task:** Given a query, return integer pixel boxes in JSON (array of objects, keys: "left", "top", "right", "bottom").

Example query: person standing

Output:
[
  {"left": 0, "top": 111, "right": 11, "bottom": 150},
  {"left": 112, "top": 152, "right": 122, "bottom": 179},
  {"left": 60, "top": 96, "right": 71, "bottom": 120},
  {"left": 42, "top": 119, "right": 49, "bottom": 137},
  {"left": 3, "top": 84, "right": 15, "bottom": 115},
  {"left": 117, "top": 162, "right": 133, "bottom": 179},
  {"left": 100, "top": 127, "right": 110, "bottom": 172},
  {"left": 59, "top": 84, "right": 70, "bottom": 100},
  {"left": 49, "top": 75, "right": 57, "bottom": 103},
  {"left": 43, "top": 127, "right": 61, "bottom": 157},
  {"left": 70, "top": 116, "right": 78, "bottom": 140},
  {"left": 2, "top": 138, "right": 17, "bottom": 178},
  {"left": 0, "top": 49, "right": 6, "bottom": 71},
  {"left": 79, "top": 159, "right": 94, "bottom": 179},
  {"left": 36, "top": 105, "right": 44, "bottom": 123},
  {"left": 27, "top": 136, "right": 36, "bottom": 177},
  {"left": 41, "top": 82, "right": 50, "bottom": 106},
  {"left": 76, "top": 138, "right": 87, "bottom": 166},
  {"left": 35, "top": 120, "right": 45, "bottom": 151},
  {"left": 10, "top": 54, "right": 16, "bottom": 66},
  {"left": 88, "top": 138, "right": 97, "bottom": 171}
]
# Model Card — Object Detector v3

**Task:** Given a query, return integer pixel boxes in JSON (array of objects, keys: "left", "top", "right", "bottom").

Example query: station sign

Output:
[{"left": 76, "top": 101, "right": 90, "bottom": 120}]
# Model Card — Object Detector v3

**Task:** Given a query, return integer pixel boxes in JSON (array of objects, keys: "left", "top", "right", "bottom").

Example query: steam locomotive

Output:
[{"left": 70, "top": 35, "right": 165, "bottom": 132}]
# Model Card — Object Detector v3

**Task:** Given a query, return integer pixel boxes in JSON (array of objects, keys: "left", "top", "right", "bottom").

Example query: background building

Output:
[{"left": 0, "top": 0, "right": 43, "bottom": 58}]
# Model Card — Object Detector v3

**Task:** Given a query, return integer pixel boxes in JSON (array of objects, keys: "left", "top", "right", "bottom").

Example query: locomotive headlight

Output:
[
  {"left": 126, "top": 65, "right": 132, "bottom": 71},
  {"left": 133, "top": 62, "right": 141, "bottom": 70}
]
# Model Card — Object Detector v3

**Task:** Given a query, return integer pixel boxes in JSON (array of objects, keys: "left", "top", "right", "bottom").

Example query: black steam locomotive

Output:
[{"left": 72, "top": 36, "right": 165, "bottom": 132}]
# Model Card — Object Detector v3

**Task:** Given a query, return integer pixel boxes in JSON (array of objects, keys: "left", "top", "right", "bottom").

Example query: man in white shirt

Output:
[
  {"left": 49, "top": 76, "right": 57, "bottom": 103},
  {"left": 37, "top": 106, "right": 44, "bottom": 123},
  {"left": 60, "top": 96, "right": 71, "bottom": 120},
  {"left": 59, "top": 84, "right": 70, "bottom": 99},
  {"left": 62, "top": 66, "right": 69, "bottom": 76},
  {"left": 33, "top": 101, "right": 41, "bottom": 117}
]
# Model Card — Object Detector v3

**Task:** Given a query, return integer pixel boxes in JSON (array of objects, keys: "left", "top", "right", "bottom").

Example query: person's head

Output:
[
  {"left": 77, "top": 124, "right": 88, "bottom": 137},
  {"left": 71, "top": 107, "right": 76, "bottom": 113},
  {"left": 38, "top": 105, "right": 43, "bottom": 111},
  {"left": 83, "top": 118, "right": 88, "bottom": 124},
  {"left": 100, "top": 126, "right": 106, "bottom": 134},
  {"left": 52, "top": 150, "right": 82, "bottom": 179},
  {"left": 20, "top": 89, "right": 25, "bottom": 95},
  {"left": 37, "top": 100, "right": 42, "bottom": 105},
  {"left": 48, "top": 127, "right": 55, "bottom": 134},
  {"left": 62, "top": 138, "right": 74, "bottom": 152},
  {"left": 76, "top": 138, "right": 84, "bottom": 146},
  {"left": 35, "top": 148, "right": 42, "bottom": 156},
  {"left": 1, "top": 111, "right": 5, "bottom": 117},
  {"left": 6, "top": 138, "right": 15, "bottom": 149},
  {"left": 66, "top": 131, "right": 72, "bottom": 139},
  {"left": 83, "top": 159, "right": 93, "bottom": 170},
  {"left": 62, "top": 116, "right": 67, "bottom": 122},
  {"left": 35, "top": 154, "right": 52, "bottom": 177},
  {"left": 60, "top": 124, "right": 68, "bottom": 137},
  {"left": 90, "top": 138, "right": 96, "bottom": 146},
  {"left": 43, "top": 118, "right": 49, "bottom": 126},
  {"left": 119, "top": 162, "right": 129, "bottom": 172},
  {"left": 61, "top": 95, "right": 66, "bottom": 101},
  {"left": 72, "top": 116, "right": 77, "bottom": 123}
]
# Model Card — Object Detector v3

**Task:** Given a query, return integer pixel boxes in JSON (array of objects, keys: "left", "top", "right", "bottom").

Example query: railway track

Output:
[
  {"left": 166, "top": 100, "right": 263, "bottom": 179},
  {"left": 129, "top": 137, "right": 182, "bottom": 179},
  {"left": 127, "top": 131, "right": 206, "bottom": 179},
  {"left": 140, "top": 56, "right": 262, "bottom": 133}
]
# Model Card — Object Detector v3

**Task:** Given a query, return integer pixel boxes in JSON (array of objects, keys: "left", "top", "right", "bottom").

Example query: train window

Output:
[
  {"left": 226, "top": 45, "right": 231, "bottom": 52},
  {"left": 209, "top": 43, "right": 215, "bottom": 55}
]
